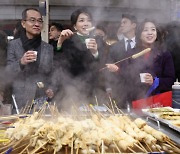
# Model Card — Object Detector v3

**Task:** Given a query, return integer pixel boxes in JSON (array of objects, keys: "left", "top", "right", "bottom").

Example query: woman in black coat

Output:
[{"left": 53, "top": 8, "right": 102, "bottom": 107}]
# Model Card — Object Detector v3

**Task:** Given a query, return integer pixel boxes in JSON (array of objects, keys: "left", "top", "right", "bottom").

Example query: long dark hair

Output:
[
  {"left": 70, "top": 7, "right": 93, "bottom": 29},
  {"left": 136, "top": 19, "right": 163, "bottom": 50}
]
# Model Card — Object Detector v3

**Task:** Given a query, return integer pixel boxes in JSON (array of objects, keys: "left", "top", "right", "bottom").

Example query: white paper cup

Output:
[
  {"left": 140, "top": 73, "right": 147, "bottom": 82},
  {"left": 33, "top": 51, "right": 37, "bottom": 61},
  {"left": 85, "top": 38, "right": 91, "bottom": 49}
]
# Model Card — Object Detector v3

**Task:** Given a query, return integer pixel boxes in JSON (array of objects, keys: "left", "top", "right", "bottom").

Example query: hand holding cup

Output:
[
  {"left": 85, "top": 38, "right": 98, "bottom": 54},
  {"left": 20, "top": 50, "right": 37, "bottom": 65},
  {"left": 140, "top": 73, "right": 153, "bottom": 85}
]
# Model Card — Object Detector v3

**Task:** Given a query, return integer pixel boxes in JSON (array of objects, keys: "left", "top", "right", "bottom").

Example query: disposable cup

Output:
[
  {"left": 33, "top": 51, "right": 37, "bottom": 61},
  {"left": 140, "top": 73, "right": 147, "bottom": 83},
  {"left": 85, "top": 38, "right": 92, "bottom": 49}
]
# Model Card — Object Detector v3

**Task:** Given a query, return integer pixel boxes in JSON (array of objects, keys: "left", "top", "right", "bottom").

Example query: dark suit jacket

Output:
[
  {"left": 105, "top": 40, "right": 134, "bottom": 107},
  {"left": 6, "top": 38, "right": 53, "bottom": 108}
]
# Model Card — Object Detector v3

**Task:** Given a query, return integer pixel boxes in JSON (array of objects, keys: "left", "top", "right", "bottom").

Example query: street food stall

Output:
[{"left": 0, "top": 101, "right": 179, "bottom": 154}]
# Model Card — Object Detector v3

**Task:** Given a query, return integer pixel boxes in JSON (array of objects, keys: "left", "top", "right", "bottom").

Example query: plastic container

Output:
[{"left": 172, "top": 80, "right": 180, "bottom": 108}]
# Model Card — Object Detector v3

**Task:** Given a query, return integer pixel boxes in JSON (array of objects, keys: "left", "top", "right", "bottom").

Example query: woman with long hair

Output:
[{"left": 106, "top": 19, "right": 175, "bottom": 105}]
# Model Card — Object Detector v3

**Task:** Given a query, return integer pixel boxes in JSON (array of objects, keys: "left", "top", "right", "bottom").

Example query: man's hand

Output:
[
  {"left": 106, "top": 64, "right": 119, "bottom": 72},
  {"left": 45, "top": 89, "right": 54, "bottom": 99},
  {"left": 20, "top": 51, "right": 37, "bottom": 65}
]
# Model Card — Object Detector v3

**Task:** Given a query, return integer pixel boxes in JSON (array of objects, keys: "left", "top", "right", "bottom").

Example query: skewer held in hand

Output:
[{"left": 99, "top": 48, "right": 151, "bottom": 71}]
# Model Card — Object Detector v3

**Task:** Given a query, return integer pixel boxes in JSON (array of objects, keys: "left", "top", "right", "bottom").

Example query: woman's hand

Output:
[
  {"left": 144, "top": 73, "right": 154, "bottom": 85},
  {"left": 106, "top": 64, "right": 119, "bottom": 72},
  {"left": 57, "top": 29, "right": 74, "bottom": 47},
  {"left": 86, "top": 38, "right": 98, "bottom": 54}
]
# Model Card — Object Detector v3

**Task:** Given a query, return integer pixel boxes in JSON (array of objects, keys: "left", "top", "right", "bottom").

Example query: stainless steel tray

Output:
[{"left": 142, "top": 108, "right": 180, "bottom": 133}]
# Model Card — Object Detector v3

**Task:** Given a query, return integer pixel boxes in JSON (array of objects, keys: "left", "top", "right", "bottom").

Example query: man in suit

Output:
[
  {"left": 105, "top": 14, "right": 137, "bottom": 108},
  {"left": 6, "top": 8, "right": 54, "bottom": 111}
]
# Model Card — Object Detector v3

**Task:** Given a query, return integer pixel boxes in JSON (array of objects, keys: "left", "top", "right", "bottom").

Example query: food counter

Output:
[{"left": 0, "top": 105, "right": 179, "bottom": 154}]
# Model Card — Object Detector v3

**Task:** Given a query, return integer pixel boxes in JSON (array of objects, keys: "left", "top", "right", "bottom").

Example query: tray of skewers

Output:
[
  {"left": 142, "top": 107, "right": 180, "bottom": 132},
  {"left": 0, "top": 108, "right": 180, "bottom": 154}
]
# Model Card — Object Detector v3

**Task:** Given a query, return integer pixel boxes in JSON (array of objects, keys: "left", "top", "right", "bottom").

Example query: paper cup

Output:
[
  {"left": 85, "top": 38, "right": 91, "bottom": 49},
  {"left": 33, "top": 51, "right": 37, "bottom": 61},
  {"left": 140, "top": 73, "right": 147, "bottom": 82}
]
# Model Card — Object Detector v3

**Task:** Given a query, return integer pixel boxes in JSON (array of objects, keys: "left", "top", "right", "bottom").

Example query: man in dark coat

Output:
[
  {"left": 6, "top": 8, "right": 54, "bottom": 110},
  {"left": 105, "top": 14, "right": 137, "bottom": 108}
]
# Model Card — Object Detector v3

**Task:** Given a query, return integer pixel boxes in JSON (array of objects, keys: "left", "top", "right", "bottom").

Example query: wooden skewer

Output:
[
  {"left": 166, "top": 140, "right": 177, "bottom": 148},
  {"left": 142, "top": 139, "right": 153, "bottom": 152},
  {"left": 12, "top": 135, "right": 30, "bottom": 149},
  {"left": 166, "top": 138, "right": 177, "bottom": 146},
  {"left": 29, "top": 141, "right": 48, "bottom": 154},
  {"left": 101, "top": 140, "right": 105, "bottom": 154},
  {"left": 152, "top": 141, "right": 161, "bottom": 152},
  {"left": 113, "top": 141, "right": 121, "bottom": 153},
  {"left": 134, "top": 143, "right": 147, "bottom": 153},
  {"left": 109, "top": 96, "right": 115, "bottom": 115},
  {"left": 113, "top": 100, "right": 125, "bottom": 115},
  {"left": 53, "top": 149, "right": 56, "bottom": 154},
  {"left": 99, "top": 56, "right": 131, "bottom": 71},
  {"left": 12, "top": 142, "right": 29, "bottom": 152},
  {"left": 99, "top": 48, "right": 151, "bottom": 71},
  {"left": 71, "top": 137, "right": 74, "bottom": 154},
  {"left": 95, "top": 95, "right": 99, "bottom": 106},
  {"left": 76, "top": 144, "right": 80, "bottom": 154},
  {"left": 65, "top": 146, "right": 68, "bottom": 154},
  {"left": 97, "top": 145, "right": 101, "bottom": 154},
  {"left": 19, "top": 143, "right": 31, "bottom": 154},
  {"left": 36, "top": 150, "right": 46, "bottom": 154},
  {"left": 103, "top": 104, "right": 113, "bottom": 114},
  {"left": 127, "top": 147, "right": 136, "bottom": 153},
  {"left": 27, "top": 148, "right": 29, "bottom": 154},
  {"left": 137, "top": 141, "right": 148, "bottom": 153},
  {"left": 0, "top": 140, "right": 16, "bottom": 151}
]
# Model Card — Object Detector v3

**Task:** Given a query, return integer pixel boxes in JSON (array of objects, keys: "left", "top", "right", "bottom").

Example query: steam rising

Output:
[{"left": 0, "top": 1, "right": 179, "bottom": 111}]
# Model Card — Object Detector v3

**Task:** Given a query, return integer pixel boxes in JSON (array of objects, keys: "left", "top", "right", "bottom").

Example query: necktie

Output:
[{"left": 127, "top": 39, "right": 132, "bottom": 51}]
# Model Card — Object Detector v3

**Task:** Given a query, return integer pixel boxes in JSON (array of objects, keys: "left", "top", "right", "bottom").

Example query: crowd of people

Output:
[{"left": 0, "top": 7, "right": 180, "bottom": 112}]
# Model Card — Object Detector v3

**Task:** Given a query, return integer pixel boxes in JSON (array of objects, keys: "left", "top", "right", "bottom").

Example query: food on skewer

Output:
[
  {"left": 1, "top": 107, "right": 179, "bottom": 154},
  {"left": 131, "top": 48, "right": 151, "bottom": 59},
  {"left": 86, "top": 26, "right": 95, "bottom": 32}
]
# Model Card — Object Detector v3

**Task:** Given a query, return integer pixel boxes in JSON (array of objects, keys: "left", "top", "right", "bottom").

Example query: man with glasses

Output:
[{"left": 6, "top": 8, "right": 54, "bottom": 112}]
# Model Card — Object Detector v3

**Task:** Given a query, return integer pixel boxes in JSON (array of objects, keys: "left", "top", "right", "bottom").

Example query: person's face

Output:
[
  {"left": 21, "top": 10, "right": 43, "bottom": 39},
  {"left": 95, "top": 29, "right": 105, "bottom": 38},
  {"left": 49, "top": 26, "right": 61, "bottom": 40},
  {"left": 74, "top": 13, "right": 92, "bottom": 35},
  {"left": 141, "top": 22, "right": 157, "bottom": 47},
  {"left": 120, "top": 18, "right": 136, "bottom": 35}
]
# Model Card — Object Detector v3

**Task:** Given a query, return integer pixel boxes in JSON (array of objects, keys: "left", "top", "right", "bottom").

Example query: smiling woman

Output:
[
  {"left": 50, "top": 7, "right": 105, "bottom": 109},
  {"left": 126, "top": 19, "right": 175, "bottom": 101}
]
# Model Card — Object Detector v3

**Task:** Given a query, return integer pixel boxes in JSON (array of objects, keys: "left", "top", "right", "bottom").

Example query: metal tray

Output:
[{"left": 142, "top": 108, "right": 180, "bottom": 133}]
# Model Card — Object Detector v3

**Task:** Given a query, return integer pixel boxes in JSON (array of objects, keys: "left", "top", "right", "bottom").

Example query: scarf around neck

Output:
[
  {"left": 20, "top": 29, "right": 42, "bottom": 74},
  {"left": 20, "top": 29, "right": 42, "bottom": 51}
]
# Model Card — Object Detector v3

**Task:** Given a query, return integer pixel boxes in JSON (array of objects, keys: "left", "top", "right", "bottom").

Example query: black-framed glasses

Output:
[{"left": 25, "top": 18, "right": 43, "bottom": 24}]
